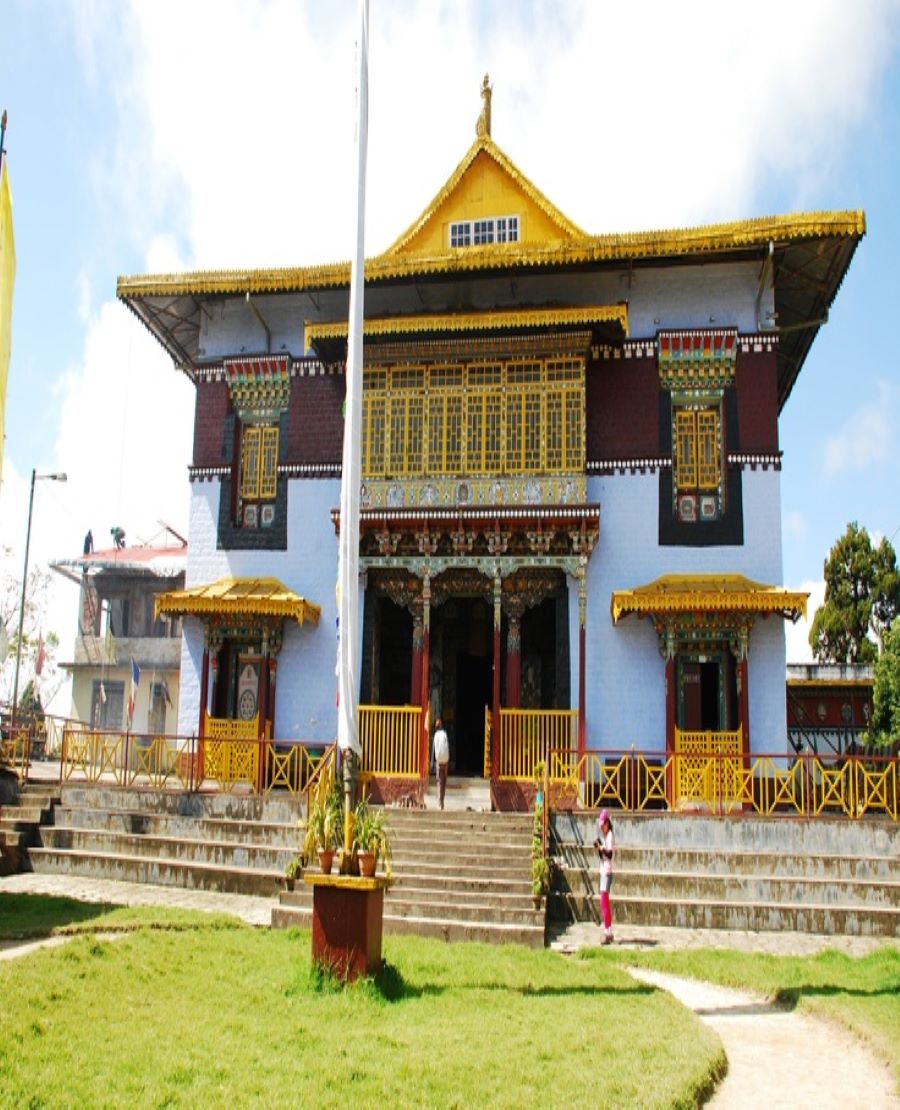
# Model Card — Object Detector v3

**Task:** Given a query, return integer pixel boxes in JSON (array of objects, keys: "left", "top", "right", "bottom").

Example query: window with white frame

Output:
[{"left": 449, "top": 215, "right": 519, "bottom": 249}]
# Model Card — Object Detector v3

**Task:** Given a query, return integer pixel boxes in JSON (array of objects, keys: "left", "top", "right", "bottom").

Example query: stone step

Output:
[
  {"left": 38, "top": 827, "right": 296, "bottom": 871},
  {"left": 270, "top": 903, "right": 545, "bottom": 948},
  {"left": 385, "top": 896, "right": 542, "bottom": 926},
  {"left": 0, "top": 805, "right": 47, "bottom": 825},
  {"left": 553, "top": 811, "right": 900, "bottom": 857},
  {"left": 27, "top": 846, "right": 282, "bottom": 898},
  {"left": 52, "top": 806, "right": 298, "bottom": 847},
  {"left": 388, "top": 827, "right": 531, "bottom": 849},
  {"left": 57, "top": 786, "right": 301, "bottom": 825},
  {"left": 46, "top": 811, "right": 528, "bottom": 869},
  {"left": 385, "top": 810, "right": 532, "bottom": 831},
  {"left": 557, "top": 866, "right": 900, "bottom": 908},
  {"left": 550, "top": 891, "right": 899, "bottom": 938},
  {"left": 278, "top": 884, "right": 539, "bottom": 923},
  {"left": 388, "top": 871, "right": 532, "bottom": 896},
  {"left": 556, "top": 844, "right": 900, "bottom": 881}
]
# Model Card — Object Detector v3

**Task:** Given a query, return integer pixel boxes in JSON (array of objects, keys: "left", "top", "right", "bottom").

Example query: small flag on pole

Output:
[{"left": 128, "top": 658, "right": 140, "bottom": 723}]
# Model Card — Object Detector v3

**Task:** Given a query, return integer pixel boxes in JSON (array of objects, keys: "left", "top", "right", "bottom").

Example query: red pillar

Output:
[
  {"left": 505, "top": 615, "right": 521, "bottom": 707},
  {"left": 738, "top": 652, "right": 751, "bottom": 755},
  {"left": 420, "top": 578, "right": 431, "bottom": 781},
  {"left": 665, "top": 644, "right": 676, "bottom": 811},
  {"left": 256, "top": 643, "right": 269, "bottom": 793},
  {"left": 665, "top": 651, "right": 676, "bottom": 755},
  {"left": 411, "top": 614, "right": 423, "bottom": 707},
  {"left": 491, "top": 574, "right": 502, "bottom": 781},
  {"left": 577, "top": 569, "right": 587, "bottom": 759}
]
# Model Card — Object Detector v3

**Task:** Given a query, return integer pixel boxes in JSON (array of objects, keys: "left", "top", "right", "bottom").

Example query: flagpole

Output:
[
  {"left": 337, "top": 0, "right": 369, "bottom": 849},
  {"left": 0, "top": 110, "right": 7, "bottom": 176}
]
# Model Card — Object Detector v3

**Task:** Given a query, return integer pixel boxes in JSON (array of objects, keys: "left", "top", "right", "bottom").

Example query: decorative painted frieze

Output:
[
  {"left": 657, "top": 329, "right": 737, "bottom": 389},
  {"left": 360, "top": 474, "right": 586, "bottom": 510},
  {"left": 223, "top": 354, "right": 292, "bottom": 420}
]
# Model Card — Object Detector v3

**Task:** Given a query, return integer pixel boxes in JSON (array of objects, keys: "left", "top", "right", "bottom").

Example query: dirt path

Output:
[{"left": 628, "top": 967, "right": 898, "bottom": 1109}]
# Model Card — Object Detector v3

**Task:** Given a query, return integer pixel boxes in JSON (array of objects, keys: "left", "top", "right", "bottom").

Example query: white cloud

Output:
[
  {"left": 785, "top": 578, "right": 825, "bottom": 663},
  {"left": 824, "top": 380, "right": 898, "bottom": 476},
  {"left": 783, "top": 510, "right": 808, "bottom": 545},
  {"left": 76, "top": 0, "right": 900, "bottom": 271}
]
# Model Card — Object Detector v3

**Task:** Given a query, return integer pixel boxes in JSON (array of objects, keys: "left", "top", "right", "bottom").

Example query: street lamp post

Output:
[{"left": 10, "top": 469, "right": 67, "bottom": 727}]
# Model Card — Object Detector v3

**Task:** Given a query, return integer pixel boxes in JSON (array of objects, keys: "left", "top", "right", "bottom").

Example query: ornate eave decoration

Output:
[
  {"left": 223, "top": 355, "right": 292, "bottom": 420},
  {"left": 305, "top": 305, "right": 628, "bottom": 350},
  {"left": 611, "top": 573, "right": 808, "bottom": 626},
  {"left": 116, "top": 211, "right": 865, "bottom": 300},
  {"left": 658, "top": 329, "right": 737, "bottom": 390},
  {"left": 155, "top": 576, "right": 321, "bottom": 627}
]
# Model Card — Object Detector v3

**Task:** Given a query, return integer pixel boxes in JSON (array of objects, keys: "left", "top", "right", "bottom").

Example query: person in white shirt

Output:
[{"left": 432, "top": 717, "right": 450, "bottom": 810}]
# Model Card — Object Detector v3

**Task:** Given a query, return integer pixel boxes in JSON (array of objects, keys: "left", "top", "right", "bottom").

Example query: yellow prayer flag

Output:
[{"left": 0, "top": 159, "right": 15, "bottom": 489}]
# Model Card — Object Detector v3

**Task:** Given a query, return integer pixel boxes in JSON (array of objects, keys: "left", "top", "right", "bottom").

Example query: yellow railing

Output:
[
  {"left": 483, "top": 705, "right": 492, "bottom": 778},
  {"left": 543, "top": 747, "right": 898, "bottom": 821},
  {"left": 265, "top": 742, "right": 331, "bottom": 796},
  {"left": 498, "top": 709, "right": 578, "bottom": 780},
  {"left": 674, "top": 728, "right": 743, "bottom": 812},
  {"left": 0, "top": 728, "right": 31, "bottom": 777},
  {"left": 358, "top": 705, "right": 421, "bottom": 778},
  {"left": 204, "top": 713, "right": 259, "bottom": 740}
]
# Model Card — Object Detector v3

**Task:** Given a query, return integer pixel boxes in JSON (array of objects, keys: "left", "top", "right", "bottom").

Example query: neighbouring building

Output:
[
  {"left": 52, "top": 540, "right": 187, "bottom": 735},
  {"left": 787, "top": 663, "right": 874, "bottom": 756},
  {"left": 117, "top": 81, "right": 863, "bottom": 807}
]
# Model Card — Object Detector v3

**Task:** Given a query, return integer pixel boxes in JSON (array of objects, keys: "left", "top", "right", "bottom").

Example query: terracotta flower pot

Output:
[
  {"left": 357, "top": 851, "right": 377, "bottom": 878},
  {"left": 318, "top": 848, "right": 335, "bottom": 875}
]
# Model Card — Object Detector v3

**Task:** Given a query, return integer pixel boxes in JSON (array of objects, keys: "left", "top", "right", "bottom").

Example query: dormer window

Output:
[{"left": 450, "top": 215, "right": 519, "bottom": 249}]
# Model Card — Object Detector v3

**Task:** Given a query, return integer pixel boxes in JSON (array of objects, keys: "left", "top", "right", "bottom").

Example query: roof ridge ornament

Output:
[{"left": 476, "top": 73, "right": 492, "bottom": 138}]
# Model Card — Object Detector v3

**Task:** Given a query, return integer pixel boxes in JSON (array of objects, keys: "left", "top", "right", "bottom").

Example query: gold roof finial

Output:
[{"left": 476, "top": 73, "right": 492, "bottom": 138}]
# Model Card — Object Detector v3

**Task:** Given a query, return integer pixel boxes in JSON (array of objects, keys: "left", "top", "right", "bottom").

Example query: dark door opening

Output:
[{"left": 454, "top": 652, "right": 492, "bottom": 775}]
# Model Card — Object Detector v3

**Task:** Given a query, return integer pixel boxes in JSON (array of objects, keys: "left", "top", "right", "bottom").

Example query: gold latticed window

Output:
[
  {"left": 240, "top": 425, "right": 279, "bottom": 500},
  {"left": 674, "top": 406, "right": 720, "bottom": 491},
  {"left": 360, "top": 355, "right": 585, "bottom": 481}
]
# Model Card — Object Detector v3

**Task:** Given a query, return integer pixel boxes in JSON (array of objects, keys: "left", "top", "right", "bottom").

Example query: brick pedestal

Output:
[{"left": 305, "top": 874, "right": 390, "bottom": 981}]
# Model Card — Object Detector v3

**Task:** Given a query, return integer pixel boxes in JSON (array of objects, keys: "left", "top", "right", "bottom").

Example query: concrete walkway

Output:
[{"left": 629, "top": 967, "right": 898, "bottom": 1109}]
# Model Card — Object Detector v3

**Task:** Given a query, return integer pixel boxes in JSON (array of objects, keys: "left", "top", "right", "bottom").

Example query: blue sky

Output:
[{"left": 2, "top": 0, "right": 900, "bottom": 700}]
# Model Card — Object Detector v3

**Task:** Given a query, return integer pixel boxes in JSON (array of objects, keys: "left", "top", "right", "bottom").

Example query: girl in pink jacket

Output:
[{"left": 595, "top": 809, "right": 615, "bottom": 944}]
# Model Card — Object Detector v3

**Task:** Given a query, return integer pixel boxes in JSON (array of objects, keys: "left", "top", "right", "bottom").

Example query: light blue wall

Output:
[
  {"left": 178, "top": 477, "right": 344, "bottom": 742},
  {"left": 583, "top": 469, "right": 788, "bottom": 755}
]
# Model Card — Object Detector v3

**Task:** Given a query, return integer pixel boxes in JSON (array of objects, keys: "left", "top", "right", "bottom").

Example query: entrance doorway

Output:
[
  {"left": 455, "top": 652, "right": 492, "bottom": 774},
  {"left": 677, "top": 653, "right": 737, "bottom": 731},
  {"left": 429, "top": 595, "right": 492, "bottom": 776}
]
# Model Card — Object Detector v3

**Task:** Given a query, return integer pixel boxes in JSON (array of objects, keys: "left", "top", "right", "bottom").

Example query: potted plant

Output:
[
  {"left": 531, "top": 855, "right": 549, "bottom": 909},
  {"left": 284, "top": 856, "right": 303, "bottom": 892},
  {"left": 352, "top": 795, "right": 392, "bottom": 878},
  {"left": 531, "top": 796, "right": 549, "bottom": 909},
  {"left": 301, "top": 770, "right": 343, "bottom": 875}
]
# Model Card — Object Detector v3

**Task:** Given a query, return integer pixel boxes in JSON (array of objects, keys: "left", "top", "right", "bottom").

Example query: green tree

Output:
[
  {"left": 871, "top": 621, "right": 900, "bottom": 741},
  {"left": 809, "top": 523, "right": 900, "bottom": 664}
]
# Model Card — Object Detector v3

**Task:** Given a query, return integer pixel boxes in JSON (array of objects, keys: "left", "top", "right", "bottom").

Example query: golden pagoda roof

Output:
[
  {"left": 117, "top": 209, "right": 864, "bottom": 299},
  {"left": 154, "top": 576, "right": 321, "bottom": 626},
  {"left": 611, "top": 573, "right": 808, "bottom": 624},
  {"left": 116, "top": 84, "right": 864, "bottom": 409}
]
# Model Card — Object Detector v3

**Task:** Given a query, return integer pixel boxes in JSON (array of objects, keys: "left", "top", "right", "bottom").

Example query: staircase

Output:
[
  {"left": 0, "top": 783, "right": 59, "bottom": 875},
  {"left": 26, "top": 785, "right": 544, "bottom": 947},
  {"left": 551, "top": 811, "right": 900, "bottom": 937},
  {"left": 27, "top": 786, "right": 297, "bottom": 896},
  {"left": 272, "top": 809, "right": 544, "bottom": 947}
]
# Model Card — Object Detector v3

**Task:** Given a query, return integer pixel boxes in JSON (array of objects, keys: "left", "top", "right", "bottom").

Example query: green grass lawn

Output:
[
  {"left": 598, "top": 945, "right": 900, "bottom": 1092},
  {"left": 0, "top": 899, "right": 722, "bottom": 1109}
]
